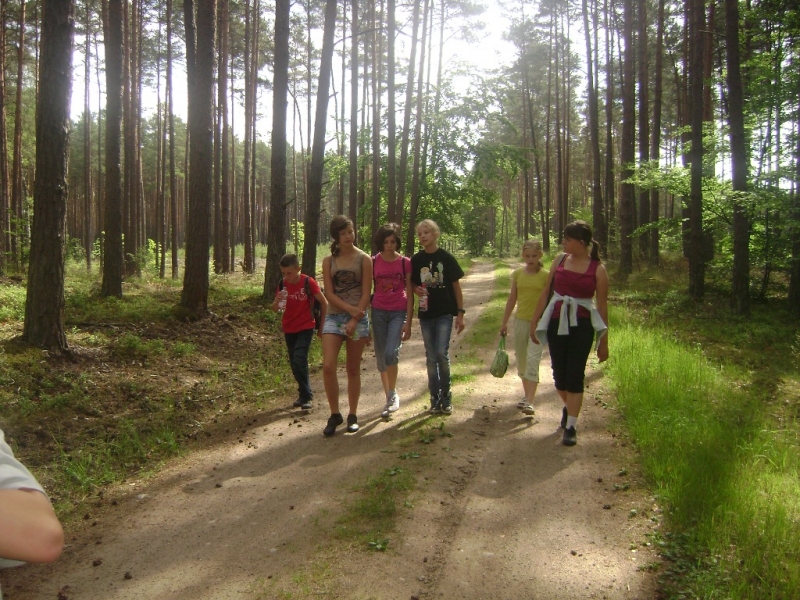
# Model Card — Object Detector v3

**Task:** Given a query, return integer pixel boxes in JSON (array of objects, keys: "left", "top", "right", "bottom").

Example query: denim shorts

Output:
[{"left": 322, "top": 312, "right": 371, "bottom": 340}]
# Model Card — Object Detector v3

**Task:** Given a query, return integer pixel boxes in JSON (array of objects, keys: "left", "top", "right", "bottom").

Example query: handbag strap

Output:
[{"left": 498, "top": 336, "right": 506, "bottom": 351}]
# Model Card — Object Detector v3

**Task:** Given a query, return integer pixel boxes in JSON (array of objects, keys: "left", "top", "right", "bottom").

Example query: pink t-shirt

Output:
[{"left": 372, "top": 254, "right": 410, "bottom": 311}]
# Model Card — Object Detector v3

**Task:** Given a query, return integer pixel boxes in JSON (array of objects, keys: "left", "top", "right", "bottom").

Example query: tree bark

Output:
[
  {"left": 637, "top": 0, "right": 649, "bottom": 258},
  {"left": 348, "top": 0, "right": 359, "bottom": 228},
  {"left": 386, "top": 0, "right": 397, "bottom": 222},
  {"left": 218, "top": 0, "right": 230, "bottom": 273},
  {"left": 101, "top": 0, "right": 124, "bottom": 297},
  {"left": 370, "top": 0, "right": 381, "bottom": 252},
  {"left": 688, "top": 0, "right": 706, "bottom": 300},
  {"left": 181, "top": 0, "right": 216, "bottom": 314},
  {"left": 405, "top": 0, "right": 429, "bottom": 256},
  {"left": 302, "top": 0, "right": 337, "bottom": 277},
  {"left": 726, "top": 0, "right": 749, "bottom": 314},
  {"left": 167, "top": 0, "right": 179, "bottom": 278},
  {"left": 241, "top": 0, "right": 254, "bottom": 272},
  {"left": 790, "top": 67, "right": 800, "bottom": 316},
  {"left": 11, "top": 0, "right": 26, "bottom": 268},
  {"left": 0, "top": 0, "right": 9, "bottom": 276},
  {"left": 583, "top": 0, "right": 603, "bottom": 254},
  {"left": 23, "top": 0, "right": 75, "bottom": 352},
  {"left": 649, "top": 0, "right": 665, "bottom": 265},
  {"left": 264, "top": 0, "right": 290, "bottom": 297},
  {"left": 619, "top": 0, "right": 636, "bottom": 274},
  {"left": 397, "top": 0, "right": 421, "bottom": 232},
  {"left": 84, "top": 2, "right": 93, "bottom": 271}
]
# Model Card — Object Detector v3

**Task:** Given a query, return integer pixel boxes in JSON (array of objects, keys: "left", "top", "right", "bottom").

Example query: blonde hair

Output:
[
  {"left": 415, "top": 219, "right": 440, "bottom": 237},
  {"left": 521, "top": 239, "right": 544, "bottom": 268}
]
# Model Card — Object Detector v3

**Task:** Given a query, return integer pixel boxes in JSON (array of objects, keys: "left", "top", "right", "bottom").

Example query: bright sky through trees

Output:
[{"left": 68, "top": 1, "right": 515, "bottom": 139}]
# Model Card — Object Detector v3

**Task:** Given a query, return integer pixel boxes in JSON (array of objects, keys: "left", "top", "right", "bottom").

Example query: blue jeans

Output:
[
  {"left": 284, "top": 328, "right": 315, "bottom": 401},
  {"left": 371, "top": 308, "right": 406, "bottom": 372},
  {"left": 419, "top": 315, "right": 454, "bottom": 406}
]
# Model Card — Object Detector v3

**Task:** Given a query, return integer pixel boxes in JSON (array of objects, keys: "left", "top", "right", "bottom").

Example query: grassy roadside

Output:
[
  {"left": 605, "top": 261, "right": 800, "bottom": 599},
  {"left": 451, "top": 259, "right": 510, "bottom": 388}
]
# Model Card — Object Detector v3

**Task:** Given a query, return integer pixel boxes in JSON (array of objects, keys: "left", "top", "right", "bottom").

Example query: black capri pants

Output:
[{"left": 547, "top": 317, "right": 595, "bottom": 393}]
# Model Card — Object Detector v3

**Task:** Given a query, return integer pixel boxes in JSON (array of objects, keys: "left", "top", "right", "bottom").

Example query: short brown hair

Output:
[{"left": 279, "top": 253, "right": 299, "bottom": 268}]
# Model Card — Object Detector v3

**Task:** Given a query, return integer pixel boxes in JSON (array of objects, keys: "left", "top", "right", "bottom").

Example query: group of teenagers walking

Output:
[{"left": 271, "top": 216, "right": 607, "bottom": 447}]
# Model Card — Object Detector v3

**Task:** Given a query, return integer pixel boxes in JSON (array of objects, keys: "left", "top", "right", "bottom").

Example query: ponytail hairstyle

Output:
[
  {"left": 563, "top": 220, "right": 601, "bottom": 262},
  {"left": 521, "top": 239, "right": 544, "bottom": 268},
  {"left": 329, "top": 215, "right": 354, "bottom": 257}
]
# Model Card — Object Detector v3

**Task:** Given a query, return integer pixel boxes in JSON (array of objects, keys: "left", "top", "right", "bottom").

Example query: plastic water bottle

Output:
[
  {"left": 277, "top": 288, "right": 288, "bottom": 312},
  {"left": 419, "top": 284, "right": 428, "bottom": 312}
]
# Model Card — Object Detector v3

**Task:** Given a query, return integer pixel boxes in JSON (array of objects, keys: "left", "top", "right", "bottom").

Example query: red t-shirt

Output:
[{"left": 278, "top": 275, "right": 321, "bottom": 333}]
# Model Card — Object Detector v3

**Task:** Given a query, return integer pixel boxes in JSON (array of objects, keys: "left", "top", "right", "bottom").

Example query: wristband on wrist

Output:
[{"left": 456, "top": 308, "right": 465, "bottom": 314}]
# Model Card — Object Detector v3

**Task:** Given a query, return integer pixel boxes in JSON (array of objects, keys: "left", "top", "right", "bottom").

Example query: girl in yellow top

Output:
[{"left": 499, "top": 240, "right": 549, "bottom": 414}]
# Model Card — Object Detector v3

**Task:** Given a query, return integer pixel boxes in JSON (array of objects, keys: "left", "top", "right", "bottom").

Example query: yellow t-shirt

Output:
[{"left": 512, "top": 267, "right": 549, "bottom": 321}]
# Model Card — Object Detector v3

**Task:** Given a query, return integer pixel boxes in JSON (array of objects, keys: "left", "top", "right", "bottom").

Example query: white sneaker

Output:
[
  {"left": 381, "top": 392, "right": 400, "bottom": 418},
  {"left": 516, "top": 399, "right": 528, "bottom": 409},
  {"left": 521, "top": 403, "right": 535, "bottom": 415}
]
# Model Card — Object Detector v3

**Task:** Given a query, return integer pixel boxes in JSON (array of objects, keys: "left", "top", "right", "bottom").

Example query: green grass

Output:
[
  {"left": 605, "top": 293, "right": 800, "bottom": 599},
  {"left": 450, "top": 259, "right": 509, "bottom": 388},
  {"left": 0, "top": 255, "right": 309, "bottom": 520},
  {"left": 334, "top": 465, "right": 415, "bottom": 548}
]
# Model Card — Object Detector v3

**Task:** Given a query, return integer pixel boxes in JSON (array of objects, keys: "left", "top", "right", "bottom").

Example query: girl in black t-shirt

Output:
[{"left": 410, "top": 219, "right": 465, "bottom": 414}]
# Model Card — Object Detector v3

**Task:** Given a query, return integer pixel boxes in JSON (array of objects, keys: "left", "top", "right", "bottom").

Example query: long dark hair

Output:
[
  {"left": 329, "top": 215, "right": 353, "bottom": 257},
  {"left": 563, "top": 220, "right": 601, "bottom": 262}
]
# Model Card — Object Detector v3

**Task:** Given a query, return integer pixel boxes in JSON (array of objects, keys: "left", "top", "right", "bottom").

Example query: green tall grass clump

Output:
[
  {"left": 606, "top": 308, "right": 800, "bottom": 599},
  {"left": 451, "top": 259, "right": 508, "bottom": 386}
]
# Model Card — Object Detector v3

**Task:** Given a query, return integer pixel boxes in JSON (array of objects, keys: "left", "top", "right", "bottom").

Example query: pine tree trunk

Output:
[
  {"left": 264, "top": 0, "right": 290, "bottom": 297},
  {"left": 649, "top": 0, "right": 664, "bottom": 265},
  {"left": 348, "top": 0, "right": 359, "bottom": 227},
  {"left": 405, "top": 0, "right": 429, "bottom": 256},
  {"left": 11, "top": 0, "right": 26, "bottom": 268},
  {"left": 84, "top": 5, "right": 94, "bottom": 271},
  {"left": 0, "top": 0, "right": 9, "bottom": 277},
  {"left": 167, "top": 0, "right": 179, "bottom": 278},
  {"left": 637, "top": 0, "right": 649, "bottom": 259},
  {"left": 219, "top": 0, "right": 230, "bottom": 273},
  {"left": 619, "top": 0, "right": 636, "bottom": 275},
  {"left": 688, "top": 0, "right": 706, "bottom": 300},
  {"left": 242, "top": 0, "right": 253, "bottom": 272},
  {"left": 370, "top": 0, "right": 381, "bottom": 252},
  {"left": 102, "top": 0, "right": 124, "bottom": 297},
  {"left": 726, "top": 0, "right": 749, "bottom": 315},
  {"left": 302, "top": 0, "right": 336, "bottom": 276},
  {"left": 23, "top": 0, "right": 75, "bottom": 352},
  {"left": 386, "top": 0, "right": 396, "bottom": 223},
  {"left": 397, "top": 0, "right": 420, "bottom": 233},
  {"left": 583, "top": 0, "right": 603, "bottom": 255},
  {"left": 181, "top": 0, "right": 216, "bottom": 314},
  {"left": 602, "top": 0, "right": 613, "bottom": 254}
]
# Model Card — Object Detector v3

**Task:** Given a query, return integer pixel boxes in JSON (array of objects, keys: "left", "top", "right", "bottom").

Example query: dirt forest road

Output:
[{"left": 2, "top": 261, "right": 659, "bottom": 600}]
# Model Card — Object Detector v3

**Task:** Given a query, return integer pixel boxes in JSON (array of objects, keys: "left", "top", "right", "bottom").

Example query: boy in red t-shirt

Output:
[{"left": 270, "top": 254, "right": 328, "bottom": 410}]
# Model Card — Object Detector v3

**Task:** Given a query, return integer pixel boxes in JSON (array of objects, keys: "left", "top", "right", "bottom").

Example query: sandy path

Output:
[{"left": 1, "top": 260, "right": 658, "bottom": 600}]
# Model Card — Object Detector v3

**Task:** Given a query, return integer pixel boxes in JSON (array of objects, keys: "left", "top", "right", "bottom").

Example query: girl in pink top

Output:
[
  {"left": 530, "top": 220, "right": 609, "bottom": 446},
  {"left": 371, "top": 223, "right": 413, "bottom": 417}
]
